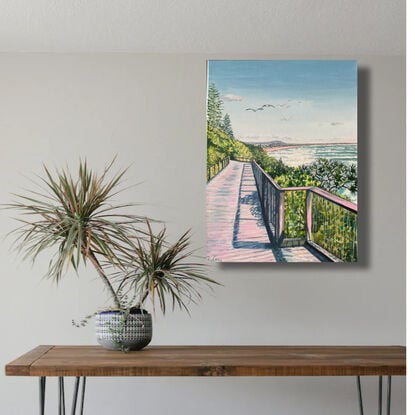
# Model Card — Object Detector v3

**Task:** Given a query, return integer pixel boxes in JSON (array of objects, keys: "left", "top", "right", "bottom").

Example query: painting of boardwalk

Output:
[{"left": 206, "top": 60, "right": 358, "bottom": 263}]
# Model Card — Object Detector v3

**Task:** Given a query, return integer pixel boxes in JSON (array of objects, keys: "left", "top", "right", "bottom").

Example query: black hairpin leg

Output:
[
  {"left": 69, "top": 376, "right": 86, "bottom": 414},
  {"left": 356, "top": 376, "right": 364, "bottom": 415},
  {"left": 59, "top": 377, "right": 66, "bottom": 415},
  {"left": 39, "top": 377, "right": 46, "bottom": 415},
  {"left": 79, "top": 377, "right": 86, "bottom": 415},
  {"left": 378, "top": 376, "right": 383, "bottom": 415},
  {"left": 386, "top": 376, "right": 392, "bottom": 415},
  {"left": 356, "top": 376, "right": 392, "bottom": 415},
  {"left": 71, "top": 377, "right": 80, "bottom": 415}
]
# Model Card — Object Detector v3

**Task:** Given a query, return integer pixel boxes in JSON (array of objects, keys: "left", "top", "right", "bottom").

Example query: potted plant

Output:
[
  {"left": 95, "top": 220, "right": 218, "bottom": 351},
  {"left": 6, "top": 158, "right": 218, "bottom": 351}
]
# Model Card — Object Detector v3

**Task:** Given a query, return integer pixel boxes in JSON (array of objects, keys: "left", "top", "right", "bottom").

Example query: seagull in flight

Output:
[
  {"left": 246, "top": 104, "right": 273, "bottom": 112},
  {"left": 245, "top": 107, "right": 264, "bottom": 112}
]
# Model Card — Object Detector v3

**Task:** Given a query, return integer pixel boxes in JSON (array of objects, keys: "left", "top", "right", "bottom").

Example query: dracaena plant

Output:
[
  {"left": 6, "top": 158, "right": 145, "bottom": 309},
  {"left": 6, "top": 158, "right": 218, "bottom": 315},
  {"left": 114, "top": 220, "right": 218, "bottom": 314}
]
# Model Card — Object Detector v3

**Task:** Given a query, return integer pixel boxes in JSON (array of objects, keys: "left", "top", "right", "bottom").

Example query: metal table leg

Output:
[
  {"left": 386, "top": 376, "right": 392, "bottom": 415},
  {"left": 39, "top": 376, "right": 86, "bottom": 414},
  {"left": 71, "top": 377, "right": 80, "bottom": 415},
  {"left": 356, "top": 376, "right": 393, "bottom": 415},
  {"left": 379, "top": 376, "right": 383, "bottom": 415},
  {"left": 356, "top": 376, "right": 364, "bottom": 415},
  {"left": 69, "top": 376, "right": 87, "bottom": 414},
  {"left": 59, "top": 377, "right": 66, "bottom": 415},
  {"left": 39, "top": 377, "right": 46, "bottom": 415},
  {"left": 80, "top": 377, "right": 86, "bottom": 415}
]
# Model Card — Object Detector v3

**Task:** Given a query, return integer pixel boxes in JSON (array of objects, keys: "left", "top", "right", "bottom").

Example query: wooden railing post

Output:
[
  {"left": 306, "top": 190, "right": 313, "bottom": 241},
  {"left": 277, "top": 190, "right": 285, "bottom": 245}
]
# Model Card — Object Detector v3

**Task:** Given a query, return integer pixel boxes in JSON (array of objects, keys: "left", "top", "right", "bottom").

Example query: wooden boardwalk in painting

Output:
[{"left": 206, "top": 161, "right": 326, "bottom": 262}]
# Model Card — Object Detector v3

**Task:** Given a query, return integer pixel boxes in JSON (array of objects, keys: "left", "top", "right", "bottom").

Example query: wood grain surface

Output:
[{"left": 5, "top": 345, "right": 405, "bottom": 377}]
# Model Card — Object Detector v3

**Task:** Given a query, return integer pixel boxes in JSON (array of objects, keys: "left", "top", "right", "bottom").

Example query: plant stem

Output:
[
  {"left": 141, "top": 290, "right": 149, "bottom": 304},
  {"left": 87, "top": 250, "right": 121, "bottom": 309},
  {"left": 137, "top": 283, "right": 156, "bottom": 310}
]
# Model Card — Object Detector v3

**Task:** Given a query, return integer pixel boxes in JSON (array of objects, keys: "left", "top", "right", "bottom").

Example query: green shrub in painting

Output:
[{"left": 310, "top": 194, "right": 357, "bottom": 262}]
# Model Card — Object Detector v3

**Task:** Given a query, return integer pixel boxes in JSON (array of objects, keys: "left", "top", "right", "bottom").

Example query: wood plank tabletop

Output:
[{"left": 5, "top": 345, "right": 406, "bottom": 377}]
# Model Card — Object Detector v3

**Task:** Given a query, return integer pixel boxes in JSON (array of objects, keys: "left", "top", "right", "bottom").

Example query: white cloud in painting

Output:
[
  {"left": 222, "top": 94, "right": 243, "bottom": 102},
  {"left": 330, "top": 121, "right": 344, "bottom": 126}
]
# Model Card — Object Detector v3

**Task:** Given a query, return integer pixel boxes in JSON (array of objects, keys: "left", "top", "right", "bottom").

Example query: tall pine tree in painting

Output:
[
  {"left": 222, "top": 113, "right": 234, "bottom": 138},
  {"left": 207, "top": 83, "right": 223, "bottom": 129}
]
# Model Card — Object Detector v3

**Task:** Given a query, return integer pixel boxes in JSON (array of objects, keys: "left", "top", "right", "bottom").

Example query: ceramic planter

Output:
[{"left": 95, "top": 310, "right": 152, "bottom": 351}]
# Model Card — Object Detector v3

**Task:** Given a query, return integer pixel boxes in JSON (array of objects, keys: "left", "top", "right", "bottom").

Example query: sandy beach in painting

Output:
[{"left": 262, "top": 142, "right": 357, "bottom": 153}]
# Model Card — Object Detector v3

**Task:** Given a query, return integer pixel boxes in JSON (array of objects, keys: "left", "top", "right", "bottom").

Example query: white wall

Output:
[
  {"left": 0, "top": 53, "right": 405, "bottom": 414},
  {"left": 0, "top": 0, "right": 405, "bottom": 55}
]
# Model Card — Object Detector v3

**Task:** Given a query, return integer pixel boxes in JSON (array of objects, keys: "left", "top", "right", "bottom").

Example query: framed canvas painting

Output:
[{"left": 206, "top": 60, "right": 357, "bottom": 263}]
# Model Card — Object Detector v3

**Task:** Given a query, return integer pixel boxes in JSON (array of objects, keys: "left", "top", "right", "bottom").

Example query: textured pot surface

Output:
[{"left": 95, "top": 311, "right": 152, "bottom": 351}]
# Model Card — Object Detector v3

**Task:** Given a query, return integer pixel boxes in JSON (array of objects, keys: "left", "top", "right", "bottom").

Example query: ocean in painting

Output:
[
  {"left": 268, "top": 143, "right": 357, "bottom": 167},
  {"left": 268, "top": 143, "right": 357, "bottom": 202}
]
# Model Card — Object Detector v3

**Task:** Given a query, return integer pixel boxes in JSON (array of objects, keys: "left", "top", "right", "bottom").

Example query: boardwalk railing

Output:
[
  {"left": 252, "top": 161, "right": 358, "bottom": 262},
  {"left": 207, "top": 156, "right": 230, "bottom": 182}
]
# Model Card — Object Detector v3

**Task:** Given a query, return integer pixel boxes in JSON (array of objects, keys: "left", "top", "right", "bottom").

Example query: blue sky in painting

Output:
[{"left": 207, "top": 60, "right": 357, "bottom": 144}]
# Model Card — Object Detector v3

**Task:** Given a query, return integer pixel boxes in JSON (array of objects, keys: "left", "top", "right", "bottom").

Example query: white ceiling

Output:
[{"left": 0, "top": 0, "right": 405, "bottom": 55}]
